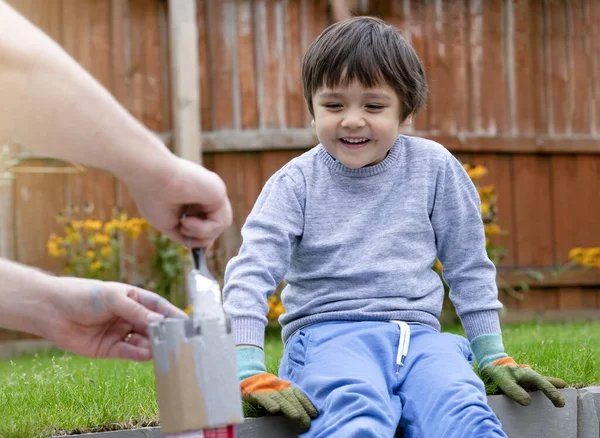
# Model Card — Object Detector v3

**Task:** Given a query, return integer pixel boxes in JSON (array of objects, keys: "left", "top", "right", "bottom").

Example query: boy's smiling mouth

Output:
[{"left": 339, "top": 137, "right": 371, "bottom": 148}]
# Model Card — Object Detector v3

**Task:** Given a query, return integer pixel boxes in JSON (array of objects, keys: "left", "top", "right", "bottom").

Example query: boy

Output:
[{"left": 223, "top": 16, "right": 566, "bottom": 437}]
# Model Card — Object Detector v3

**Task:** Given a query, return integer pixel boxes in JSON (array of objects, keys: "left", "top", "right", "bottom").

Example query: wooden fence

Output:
[{"left": 3, "top": 0, "right": 599, "bottom": 325}]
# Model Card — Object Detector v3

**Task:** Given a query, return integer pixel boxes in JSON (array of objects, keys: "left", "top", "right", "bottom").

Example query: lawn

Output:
[{"left": 0, "top": 322, "right": 597, "bottom": 437}]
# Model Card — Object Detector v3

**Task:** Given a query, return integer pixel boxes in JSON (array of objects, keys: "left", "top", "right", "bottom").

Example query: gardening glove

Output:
[
  {"left": 471, "top": 333, "right": 567, "bottom": 407},
  {"left": 237, "top": 345, "right": 318, "bottom": 431}
]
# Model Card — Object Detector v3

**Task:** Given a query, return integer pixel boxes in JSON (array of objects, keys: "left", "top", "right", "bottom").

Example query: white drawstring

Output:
[{"left": 391, "top": 321, "right": 410, "bottom": 374}]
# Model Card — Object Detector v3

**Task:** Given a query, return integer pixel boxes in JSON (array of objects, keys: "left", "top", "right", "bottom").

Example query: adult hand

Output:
[
  {"left": 45, "top": 276, "right": 187, "bottom": 361},
  {"left": 127, "top": 155, "right": 232, "bottom": 249}
]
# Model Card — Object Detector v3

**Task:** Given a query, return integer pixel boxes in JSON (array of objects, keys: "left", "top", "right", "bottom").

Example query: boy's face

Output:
[{"left": 312, "top": 80, "right": 403, "bottom": 168}]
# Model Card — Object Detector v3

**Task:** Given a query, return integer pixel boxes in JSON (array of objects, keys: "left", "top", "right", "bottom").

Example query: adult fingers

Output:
[{"left": 126, "top": 287, "right": 187, "bottom": 320}]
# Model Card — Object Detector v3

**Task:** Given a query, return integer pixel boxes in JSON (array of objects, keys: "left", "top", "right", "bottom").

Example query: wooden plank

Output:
[
  {"left": 468, "top": 1, "right": 505, "bottom": 135},
  {"left": 545, "top": 0, "right": 570, "bottom": 135},
  {"left": 253, "top": 0, "right": 286, "bottom": 129},
  {"left": 551, "top": 155, "right": 580, "bottom": 265},
  {"left": 424, "top": 0, "right": 468, "bottom": 133},
  {"left": 259, "top": 150, "right": 303, "bottom": 184},
  {"left": 91, "top": 0, "right": 112, "bottom": 89},
  {"left": 551, "top": 155, "right": 600, "bottom": 264},
  {"left": 498, "top": 289, "right": 522, "bottom": 311},
  {"left": 236, "top": 0, "right": 259, "bottom": 129},
  {"left": 62, "top": 0, "right": 116, "bottom": 223},
  {"left": 557, "top": 287, "right": 585, "bottom": 310},
  {"left": 181, "top": 129, "right": 600, "bottom": 153},
  {"left": 520, "top": 288, "right": 558, "bottom": 311},
  {"left": 498, "top": 268, "right": 600, "bottom": 288},
  {"left": 212, "top": 154, "right": 243, "bottom": 263},
  {"left": 206, "top": 0, "right": 235, "bottom": 131},
  {"left": 141, "top": 1, "right": 164, "bottom": 133},
  {"left": 386, "top": 0, "right": 429, "bottom": 132},
  {"left": 111, "top": 0, "right": 141, "bottom": 224},
  {"left": 591, "top": 0, "right": 600, "bottom": 135},
  {"left": 581, "top": 288, "right": 598, "bottom": 309},
  {"left": 13, "top": 163, "right": 68, "bottom": 272},
  {"left": 501, "top": 308, "right": 599, "bottom": 323},
  {"left": 168, "top": 0, "right": 201, "bottom": 163},
  {"left": 575, "top": 155, "right": 600, "bottom": 245},
  {"left": 512, "top": 0, "right": 545, "bottom": 134},
  {"left": 512, "top": 155, "right": 554, "bottom": 266},
  {"left": 197, "top": 0, "right": 212, "bottom": 132},
  {"left": 0, "top": 178, "right": 15, "bottom": 260},
  {"left": 300, "top": 0, "right": 328, "bottom": 126},
  {"left": 569, "top": 0, "right": 592, "bottom": 134},
  {"left": 285, "top": 0, "right": 304, "bottom": 128},
  {"left": 471, "top": 153, "right": 516, "bottom": 267},
  {"left": 158, "top": 0, "right": 172, "bottom": 135}
]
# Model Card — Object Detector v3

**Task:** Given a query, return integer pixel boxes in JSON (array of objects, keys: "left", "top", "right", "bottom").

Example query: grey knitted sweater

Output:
[{"left": 223, "top": 135, "right": 502, "bottom": 349}]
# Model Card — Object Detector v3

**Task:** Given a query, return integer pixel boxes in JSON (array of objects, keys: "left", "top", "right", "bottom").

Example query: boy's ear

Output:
[
  {"left": 400, "top": 115, "right": 413, "bottom": 127},
  {"left": 310, "top": 119, "right": 315, "bottom": 127}
]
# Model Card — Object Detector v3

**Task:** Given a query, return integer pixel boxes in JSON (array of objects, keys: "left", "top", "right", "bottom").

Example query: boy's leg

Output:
[
  {"left": 279, "top": 321, "right": 402, "bottom": 438},
  {"left": 396, "top": 325, "right": 506, "bottom": 438}
]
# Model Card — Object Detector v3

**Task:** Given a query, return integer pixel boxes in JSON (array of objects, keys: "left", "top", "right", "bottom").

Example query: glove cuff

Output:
[
  {"left": 470, "top": 333, "right": 508, "bottom": 369},
  {"left": 236, "top": 345, "right": 267, "bottom": 380}
]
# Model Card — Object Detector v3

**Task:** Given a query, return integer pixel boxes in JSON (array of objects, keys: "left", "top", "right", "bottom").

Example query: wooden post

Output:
[
  {"left": 0, "top": 174, "right": 15, "bottom": 260},
  {"left": 168, "top": 0, "right": 202, "bottom": 164}
]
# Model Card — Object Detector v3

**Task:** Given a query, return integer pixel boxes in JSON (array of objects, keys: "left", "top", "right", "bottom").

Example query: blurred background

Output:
[{"left": 0, "top": 0, "right": 598, "bottom": 345}]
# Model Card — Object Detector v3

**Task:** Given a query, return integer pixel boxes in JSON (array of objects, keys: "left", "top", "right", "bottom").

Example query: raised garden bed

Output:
[{"left": 51, "top": 387, "right": 599, "bottom": 438}]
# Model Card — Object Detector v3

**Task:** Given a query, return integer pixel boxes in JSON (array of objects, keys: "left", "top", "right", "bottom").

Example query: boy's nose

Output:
[{"left": 341, "top": 111, "right": 366, "bottom": 129}]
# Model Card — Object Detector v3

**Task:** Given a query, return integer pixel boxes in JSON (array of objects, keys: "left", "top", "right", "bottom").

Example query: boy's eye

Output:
[
  {"left": 323, "top": 103, "right": 342, "bottom": 109},
  {"left": 366, "top": 105, "right": 384, "bottom": 110}
]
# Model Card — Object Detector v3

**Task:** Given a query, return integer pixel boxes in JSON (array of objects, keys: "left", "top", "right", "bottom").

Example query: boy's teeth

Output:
[{"left": 343, "top": 138, "right": 368, "bottom": 143}]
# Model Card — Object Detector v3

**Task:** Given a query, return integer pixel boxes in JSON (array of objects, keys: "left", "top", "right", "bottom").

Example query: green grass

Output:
[{"left": 0, "top": 321, "right": 598, "bottom": 437}]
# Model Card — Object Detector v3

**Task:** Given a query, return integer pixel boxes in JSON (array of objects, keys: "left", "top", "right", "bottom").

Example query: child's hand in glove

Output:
[
  {"left": 237, "top": 345, "right": 318, "bottom": 431},
  {"left": 471, "top": 334, "right": 567, "bottom": 407}
]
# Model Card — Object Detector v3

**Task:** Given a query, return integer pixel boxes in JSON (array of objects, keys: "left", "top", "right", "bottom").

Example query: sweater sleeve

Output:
[
  {"left": 223, "top": 170, "right": 305, "bottom": 349},
  {"left": 430, "top": 153, "right": 503, "bottom": 340}
]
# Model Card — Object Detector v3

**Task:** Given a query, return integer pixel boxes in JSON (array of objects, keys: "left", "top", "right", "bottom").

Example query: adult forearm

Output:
[
  {"left": 0, "top": 258, "right": 57, "bottom": 336},
  {"left": 0, "top": 1, "right": 174, "bottom": 188}
]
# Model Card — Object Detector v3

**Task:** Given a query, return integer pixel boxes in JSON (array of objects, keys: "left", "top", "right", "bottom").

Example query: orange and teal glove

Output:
[
  {"left": 237, "top": 345, "right": 318, "bottom": 431},
  {"left": 471, "top": 334, "right": 567, "bottom": 407}
]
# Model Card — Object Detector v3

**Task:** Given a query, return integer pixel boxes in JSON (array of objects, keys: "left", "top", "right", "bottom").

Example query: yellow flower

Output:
[
  {"left": 433, "top": 259, "right": 443, "bottom": 272},
  {"left": 484, "top": 224, "right": 501, "bottom": 236},
  {"left": 86, "top": 250, "right": 96, "bottom": 259},
  {"left": 83, "top": 219, "right": 102, "bottom": 232},
  {"left": 94, "top": 233, "right": 110, "bottom": 245},
  {"left": 47, "top": 241, "right": 62, "bottom": 257},
  {"left": 125, "top": 223, "right": 142, "bottom": 240},
  {"left": 90, "top": 260, "right": 102, "bottom": 273},
  {"left": 481, "top": 202, "right": 490, "bottom": 216},
  {"left": 184, "top": 305, "right": 194, "bottom": 316},
  {"left": 462, "top": 163, "right": 471, "bottom": 171},
  {"left": 568, "top": 247, "right": 584, "bottom": 262},
  {"left": 71, "top": 220, "right": 84, "bottom": 230},
  {"left": 65, "top": 229, "right": 81, "bottom": 244},
  {"left": 467, "top": 165, "right": 488, "bottom": 180},
  {"left": 104, "top": 220, "right": 121, "bottom": 234},
  {"left": 100, "top": 246, "right": 113, "bottom": 257},
  {"left": 119, "top": 213, "right": 128, "bottom": 222}
]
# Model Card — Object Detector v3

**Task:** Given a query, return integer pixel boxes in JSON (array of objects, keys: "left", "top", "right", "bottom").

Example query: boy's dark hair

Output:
[{"left": 302, "top": 16, "right": 427, "bottom": 122}]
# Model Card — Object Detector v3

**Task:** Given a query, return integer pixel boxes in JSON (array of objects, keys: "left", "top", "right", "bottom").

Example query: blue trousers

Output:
[{"left": 279, "top": 321, "right": 506, "bottom": 438}]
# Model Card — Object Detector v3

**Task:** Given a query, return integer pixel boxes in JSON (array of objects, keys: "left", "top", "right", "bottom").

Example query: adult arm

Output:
[
  {"left": 0, "top": 1, "right": 231, "bottom": 247},
  {"left": 0, "top": 258, "right": 187, "bottom": 361}
]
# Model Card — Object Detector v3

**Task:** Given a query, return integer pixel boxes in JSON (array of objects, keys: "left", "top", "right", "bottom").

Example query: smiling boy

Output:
[{"left": 223, "top": 16, "right": 565, "bottom": 437}]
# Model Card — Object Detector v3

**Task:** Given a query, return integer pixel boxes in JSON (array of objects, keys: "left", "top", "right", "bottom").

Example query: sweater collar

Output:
[{"left": 316, "top": 136, "right": 403, "bottom": 177}]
